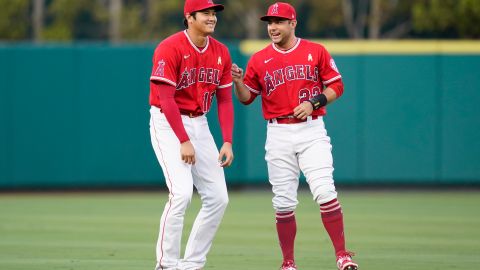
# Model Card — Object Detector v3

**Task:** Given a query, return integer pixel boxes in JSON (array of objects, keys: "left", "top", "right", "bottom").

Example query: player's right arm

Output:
[
  {"left": 231, "top": 63, "right": 252, "bottom": 104},
  {"left": 150, "top": 41, "right": 195, "bottom": 165},
  {"left": 152, "top": 82, "right": 196, "bottom": 165}
]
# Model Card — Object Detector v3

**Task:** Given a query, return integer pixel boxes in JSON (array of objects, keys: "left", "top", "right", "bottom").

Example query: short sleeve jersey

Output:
[
  {"left": 150, "top": 30, "right": 233, "bottom": 114},
  {"left": 243, "top": 39, "right": 342, "bottom": 119}
]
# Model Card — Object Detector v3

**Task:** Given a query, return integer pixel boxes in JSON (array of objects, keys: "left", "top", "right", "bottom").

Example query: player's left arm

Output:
[
  {"left": 320, "top": 79, "right": 344, "bottom": 105},
  {"left": 216, "top": 50, "right": 234, "bottom": 167},
  {"left": 216, "top": 86, "right": 234, "bottom": 167},
  {"left": 294, "top": 45, "right": 344, "bottom": 120}
]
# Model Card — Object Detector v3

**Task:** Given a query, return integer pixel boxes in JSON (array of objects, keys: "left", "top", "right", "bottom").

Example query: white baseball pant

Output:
[
  {"left": 265, "top": 116, "right": 338, "bottom": 212},
  {"left": 149, "top": 106, "right": 229, "bottom": 270}
]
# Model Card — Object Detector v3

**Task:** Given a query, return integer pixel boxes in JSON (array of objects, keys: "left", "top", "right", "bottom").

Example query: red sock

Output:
[
  {"left": 276, "top": 211, "right": 296, "bottom": 262},
  {"left": 320, "top": 199, "right": 346, "bottom": 254}
]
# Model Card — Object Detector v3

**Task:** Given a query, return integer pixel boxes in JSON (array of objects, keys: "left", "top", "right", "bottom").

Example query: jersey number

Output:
[
  {"left": 298, "top": 86, "right": 321, "bottom": 104},
  {"left": 202, "top": 91, "right": 215, "bottom": 113}
]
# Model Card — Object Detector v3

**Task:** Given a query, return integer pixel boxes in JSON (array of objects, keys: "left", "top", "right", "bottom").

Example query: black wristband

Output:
[{"left": 308, "top": 94, "right": 328, "bottom": 110}]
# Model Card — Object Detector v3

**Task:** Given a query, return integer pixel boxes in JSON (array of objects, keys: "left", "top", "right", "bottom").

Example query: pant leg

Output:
[
  {"left": 179, "top": 117, "right": 229, "bottom": 270},
  {"left": 265, "top": 123, "right": 301, "bottom": 212},
  {"left": 150, "top": 107, "right": 194, "bottom": 270},
  {"left": 296, "top": 118, "right": 337, "bottom": 205}
]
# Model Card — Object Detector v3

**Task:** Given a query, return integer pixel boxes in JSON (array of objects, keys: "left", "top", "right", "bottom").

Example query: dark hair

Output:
[{"left": 183, "top": 12, "right": 197, "bottom": 28}]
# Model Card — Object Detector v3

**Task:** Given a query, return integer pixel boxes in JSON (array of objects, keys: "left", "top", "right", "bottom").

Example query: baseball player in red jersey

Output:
[
  {"left": 148, "top": 0, "right": 233, "bottom": 269},
  {"left": 231, "top": 2, "right": 358, "bottom": 270}
]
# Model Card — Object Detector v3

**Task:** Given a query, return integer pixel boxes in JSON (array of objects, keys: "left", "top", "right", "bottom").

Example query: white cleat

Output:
[
  {"left": 336, "top": 251, "right": 358, "bottom": 270},
  {"left": 280, "top": 260, "right": 297, "bottom": 270}
]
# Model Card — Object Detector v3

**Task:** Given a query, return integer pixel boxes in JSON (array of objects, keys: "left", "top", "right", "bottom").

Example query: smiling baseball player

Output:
[
  {"left": 231, "top": 2, "right": 358, "bottom": 270},
  {"left": 148, "top": 0, "right": 233, "bottom": 269}
]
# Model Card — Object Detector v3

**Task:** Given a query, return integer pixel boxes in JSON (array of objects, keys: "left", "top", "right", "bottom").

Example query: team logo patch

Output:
[
  {"left": 264, "top": 72, "right": 275, "bottom": 96},
  {"left": 154, "top": 60, "right": 166, "bottom": 77},
  {"left": 271, "top": 3, "right": 279, "bottom": 15},
  {"left": 308, "top": 54, "right": 313, "bottom": 62},
  {"left": 330, "top": 59, "right": 339, "bottom": 72},
  {"left": 218, "top": 56, "right": 222, "bottom": 65}
]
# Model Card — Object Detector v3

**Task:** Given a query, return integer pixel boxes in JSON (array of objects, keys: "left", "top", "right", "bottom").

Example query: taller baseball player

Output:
[
  {"left": 231, "top": 2, "right": 358, "bottom": 270},
  {"left": 148, "top": 0, "right": 233, "bottom": 269}
]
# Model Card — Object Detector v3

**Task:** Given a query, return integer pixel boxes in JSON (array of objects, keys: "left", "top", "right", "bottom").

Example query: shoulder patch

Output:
[
  {"left": 154, "top": 60, "right": 166, "bottom": 76},
  {"left": 330, "top": 59, "right": 339, "bottom": 72}
]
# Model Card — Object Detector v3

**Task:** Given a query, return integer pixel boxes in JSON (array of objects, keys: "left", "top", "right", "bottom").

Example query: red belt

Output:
[
  {"left": 179, "top": 110, "right": 204, "bottom": 118},
  {"left": 158, "top": 108, "right": 203, "bottom": 118},
  {"left": 269, "top": 115, "right": 319, "bottom": 124}
]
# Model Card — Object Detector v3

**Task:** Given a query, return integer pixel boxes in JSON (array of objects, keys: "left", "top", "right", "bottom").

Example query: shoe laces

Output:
[
  {"left": 337, "top": 251, "right": 355, "bottom": 259},
  {"left": 336, "top": 251, "right": 357, "bottom": 266}
]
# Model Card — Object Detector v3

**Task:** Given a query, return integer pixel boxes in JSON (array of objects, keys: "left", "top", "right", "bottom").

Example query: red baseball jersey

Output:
[
  {"left": 150, "top": 30, "right": 233, "bottom": 114},
  {"left": 243, "top": 38, "right": 342, "bottom": 119}
]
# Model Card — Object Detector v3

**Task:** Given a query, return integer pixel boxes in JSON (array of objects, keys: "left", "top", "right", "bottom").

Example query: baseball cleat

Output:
[
  {"left": 280, "top": 259, "right": 297, "bottom": 270},
  {"left": 336, "top": 251, "right": 358, "bottom": 270}
]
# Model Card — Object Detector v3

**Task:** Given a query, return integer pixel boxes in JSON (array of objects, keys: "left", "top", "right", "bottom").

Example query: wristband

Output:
[{"left": 308, "top": 94, "right": 328, "bottom": 110}]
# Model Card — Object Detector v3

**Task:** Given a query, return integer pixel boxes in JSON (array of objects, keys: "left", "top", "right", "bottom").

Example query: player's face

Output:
[
  {"left": 189, "top": 9, "right": 217, "bottom": 35},
  {"left": 267, "top": 18, "right": 296, "bottom": 47}
]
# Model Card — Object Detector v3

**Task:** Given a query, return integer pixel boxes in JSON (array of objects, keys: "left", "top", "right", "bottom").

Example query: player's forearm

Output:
[
  {"left": 325, "top": 79, "right": 344, "bottom": 101},
  {"left": 155, "top": 83, "right": 190, "bottom": 143},
  {"left": 323, "top": 87, "right": 338, "bottom": 104},
  {"left": 216, "top": 87, "right": 234, "bottom": 143},
  {"left": 309, "top": 80, "right": 342, "bottom": 109},
  {"left": 308, "top": 87, "right": 338, "bottom": 110},
  {"left": 233, "top": 81, "right": 252, "bottom": 103}
]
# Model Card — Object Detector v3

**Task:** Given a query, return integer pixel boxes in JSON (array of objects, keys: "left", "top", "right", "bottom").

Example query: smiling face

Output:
[
  {"left": 267, "top": 17, "right": 297, "bottom": 48},
  {"left": 186, "top": 8, "right": 217, "bottom": 35}
]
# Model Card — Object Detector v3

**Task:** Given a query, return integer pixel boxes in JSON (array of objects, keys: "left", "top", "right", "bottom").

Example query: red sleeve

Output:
[
  {"left": 326, "top": 79, "right": 344, "bottom": 98},
  {"left": 150, "top": 44, "right": 179, "bottom": 87},
  {"left": 153, "top": 82, "right": 190, "bottom": 143},
  {"left": 243, "top": 57, "right": 262, "bottom": 96},
  {"left": 216, "top": 86, "right": 234, "bottom": 143},
  {"left": 218, "top": 47, "right": 233, "bottom": 89},
  {"left": 318, "top": 45, "right": 342, "bottom": 87}
]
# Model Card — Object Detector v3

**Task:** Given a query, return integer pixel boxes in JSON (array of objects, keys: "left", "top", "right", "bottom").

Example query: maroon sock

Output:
[
  {"left": 320, "top": 199, "right": 346, "bottom": 254},
  {"left": 276, "top": 211, "right": 296, "bottom": 261}
]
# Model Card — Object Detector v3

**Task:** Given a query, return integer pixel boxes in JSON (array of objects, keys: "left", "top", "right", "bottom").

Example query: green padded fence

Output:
[{"left": 0, "top": 41, "right": 479, "bottom": 189}]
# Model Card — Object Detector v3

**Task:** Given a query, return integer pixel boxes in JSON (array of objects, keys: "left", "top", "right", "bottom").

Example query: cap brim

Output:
[
  {"left": 213, "top": 4, "right": 224, "bottom": 12},
  {"left": 260, "top": 15, "right": 291, "bottom": 21}
]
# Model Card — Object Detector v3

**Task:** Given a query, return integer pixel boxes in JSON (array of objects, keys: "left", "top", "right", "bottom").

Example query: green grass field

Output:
[{"left": 1, "top": 190, "right": 479, "bottom": 270}]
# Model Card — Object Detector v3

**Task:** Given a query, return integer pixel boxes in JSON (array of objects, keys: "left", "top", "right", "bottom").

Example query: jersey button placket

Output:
[{"left": 283, "top": 55, "right": 294, "bottom": 111}]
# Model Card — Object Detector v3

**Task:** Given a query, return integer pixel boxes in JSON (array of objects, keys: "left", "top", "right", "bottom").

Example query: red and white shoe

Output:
[
  {"left": 280, "top": 260, "right": 297, "bottom": 270},
  {"left": 336, "top": 251, "right": 358, "bottom": 270}
]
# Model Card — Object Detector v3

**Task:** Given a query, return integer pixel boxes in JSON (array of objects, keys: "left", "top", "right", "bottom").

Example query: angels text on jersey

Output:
[
  {"left": 264, "top": 64, "right": 319, "bottom": 96},
  {"left": 176, "top": 67, "right": 222, "bottom": 90}
]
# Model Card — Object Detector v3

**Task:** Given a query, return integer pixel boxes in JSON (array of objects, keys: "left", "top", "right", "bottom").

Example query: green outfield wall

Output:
[{"left": 0, "top": 41, "right": 479, "bottom": 189}]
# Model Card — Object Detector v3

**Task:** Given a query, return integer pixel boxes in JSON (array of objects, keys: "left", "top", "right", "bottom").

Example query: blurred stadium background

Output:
[
  {"left": 1, "top": 0, "right": 479, "bottom": 189},
  {"left": 1, "top": 0, "right": 480, "bottom": 269}
]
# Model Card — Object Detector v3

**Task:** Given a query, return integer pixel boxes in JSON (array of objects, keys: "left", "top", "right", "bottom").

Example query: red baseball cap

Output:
[
  {"left": 260, "top": 2, "right": 296, "bottom": 21},
  {"left": 184, "top": 0, "right": 224, "bottom": 16}
]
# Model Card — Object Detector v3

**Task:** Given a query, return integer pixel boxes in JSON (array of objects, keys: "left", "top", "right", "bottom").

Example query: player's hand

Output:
[
  {"left": 180, "top": 140, "right": 196, "bottom": 165},
  {"left": 293, "top": 101, "right": 313, "bottom": 120},
  {"left": 218, "top": 142, "right": 234, "bottom": 167},
  {"left": 231, "top": 63, "right": 244, "bottom": 83}
]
